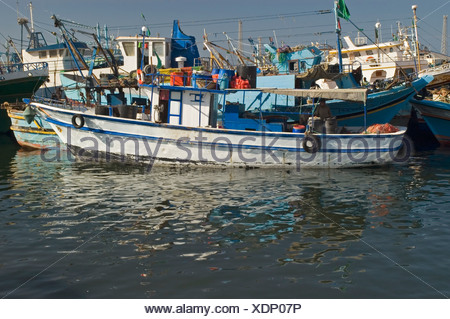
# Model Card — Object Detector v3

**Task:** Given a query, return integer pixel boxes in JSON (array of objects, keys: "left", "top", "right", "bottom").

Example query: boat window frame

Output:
[
  {"left": 122, "top": 42, "right": 135, "bottom": 57},
  {"left": 153, "top": 42, "right": 165, "bottom": 58}
]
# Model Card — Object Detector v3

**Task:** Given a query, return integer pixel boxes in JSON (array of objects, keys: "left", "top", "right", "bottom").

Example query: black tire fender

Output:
[
  {"left": 414, "top": 88, "right": 427, "bottom": 100},
  {"left": 71, "top": 114, "right": 85, "bottom": 129},
  {"left": 302, "top": 134, "right": 321, "bottom": 153},
  {"left": 143, "top": 64, "right": 156, "bottom": 75}
]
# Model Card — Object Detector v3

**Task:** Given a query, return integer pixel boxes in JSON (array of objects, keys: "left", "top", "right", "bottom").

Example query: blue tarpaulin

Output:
[{"left": 170, "top": 20, "right": 200, "bottom": 68}]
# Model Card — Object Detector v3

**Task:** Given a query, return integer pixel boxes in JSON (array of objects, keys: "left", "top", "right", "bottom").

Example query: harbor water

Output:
[{"left": 0, "top": 135, "right": 449, "bottom": 299}]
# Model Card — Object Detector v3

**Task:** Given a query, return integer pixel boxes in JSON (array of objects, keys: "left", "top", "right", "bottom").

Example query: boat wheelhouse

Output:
[{"left": 21, "top": 31, "right": 93, "bottom": 92}]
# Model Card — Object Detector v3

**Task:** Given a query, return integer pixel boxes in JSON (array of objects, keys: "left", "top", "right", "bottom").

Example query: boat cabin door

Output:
[{"left": 152, "top": 89, "right": 169, "bottom": 123}]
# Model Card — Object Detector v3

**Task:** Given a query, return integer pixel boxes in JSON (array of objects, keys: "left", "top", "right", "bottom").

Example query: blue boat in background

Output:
[
  {"left": 7, "top": 105, "right": 60, "bottom": 150},
  {"left": 226, "top": 74, "right": 433, "bottom": 127},
  {"left": 410, "top": 97, "right": 450, "bottom": 147},
  {"left": 331, "top": 75, "right": 433, "bottom": 126}
]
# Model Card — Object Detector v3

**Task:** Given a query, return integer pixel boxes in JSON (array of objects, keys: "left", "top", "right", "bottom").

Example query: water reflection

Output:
[{"left": 1, "top": 148, "right": 449, "bottom": 298}]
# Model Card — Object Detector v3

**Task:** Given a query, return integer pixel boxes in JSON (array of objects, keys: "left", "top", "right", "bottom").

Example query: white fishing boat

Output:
[
  {"left": 418, "top": 62, "right": 450, "bottom": 88},
  {"left": 326, "top": 35, "right": 428, "bottom": 84},
  {"left": 30, "top": 77, "right": 408, "bottom": 169}
]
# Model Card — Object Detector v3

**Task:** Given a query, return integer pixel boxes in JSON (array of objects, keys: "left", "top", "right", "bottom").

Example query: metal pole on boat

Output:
[
  {"left": 412, "top": 5, "right": 421, "bottom": 72},
  {"left": 150, "top": 84, "right": 154, "bottom": 120},
  {"left": 104, "top": 25, "right": 109, "bottom": 50},
  {"left": 29, "top": 2, "right": 34, "bottom": 33},
  {"left": 199, "top": 92, "right": 202, "bottom": 127},
  {"left": 141, "top": 26, "right": 147, "bottom": 70},
  {"left": 364, "top": 102, "right": 367, "bottom": 131},
  {"left": 375, "top": 22, "right": 381, "bottom": 63},
  {"left": 334, "top": 1, "right": 343, "bottom": 73}
]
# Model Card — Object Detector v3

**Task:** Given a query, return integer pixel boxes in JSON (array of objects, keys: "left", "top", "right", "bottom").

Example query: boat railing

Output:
[
  {"left": 144, "top": 71, "right": 219, "bottom": 90},
  {"left": 419, "top": 62, "right": 449, "bottom": 75},
  {"left": 0, "top": 62, "right": 48, "bottom": 74},
  {"left": 32, "top": 96, "right": 87, "bottom": 112}
]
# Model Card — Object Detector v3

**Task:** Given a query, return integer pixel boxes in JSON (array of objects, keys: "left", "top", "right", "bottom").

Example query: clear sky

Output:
[{"left": 0, "top": 0, "right": 448, "bottom": 57}]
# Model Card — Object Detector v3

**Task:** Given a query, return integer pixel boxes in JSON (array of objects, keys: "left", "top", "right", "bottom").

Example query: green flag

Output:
[{"left": 337, "top": 0, "right": 350, "bottom": 21}]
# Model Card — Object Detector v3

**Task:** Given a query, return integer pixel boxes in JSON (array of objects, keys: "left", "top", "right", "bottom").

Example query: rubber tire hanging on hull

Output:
[
  {"left": 72, "top": 114, "right": 85, "bottom": 129},
  {"left": 302, "top": 135, "right": 321, "bottom": 153},
  {"left": 414, "top": 88, "right": 427, "bottom": 100}
]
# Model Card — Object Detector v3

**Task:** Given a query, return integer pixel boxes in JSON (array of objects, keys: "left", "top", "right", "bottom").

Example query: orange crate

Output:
[{"left": 170, "top": 72, "right": 184, "bottom": 86}]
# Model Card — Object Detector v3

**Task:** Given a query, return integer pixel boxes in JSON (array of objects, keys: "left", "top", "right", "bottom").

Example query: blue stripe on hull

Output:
[
  {"left": 46, "top": 117, "right": 402, "bottom": 154},
  {"left": 41, "top": 105, "right": 400, "bottom": 140}
]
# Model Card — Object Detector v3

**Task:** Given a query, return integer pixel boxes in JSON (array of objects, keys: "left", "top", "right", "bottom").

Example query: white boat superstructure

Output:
[
  {"left": 327, "top": 35, "right": 428, "bottom": 83},
  {"left": 21, "top": 31, "right": 94, "bottom": 90}
]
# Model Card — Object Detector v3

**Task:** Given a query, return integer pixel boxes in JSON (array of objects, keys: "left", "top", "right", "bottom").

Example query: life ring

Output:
[
  {"left": 71, "top": 114, "right": 85, "bottom": 129},
  {"left": 137, "top": 68, "right": 144, "bottom": 85},
  {"left": 302, "top": 134, "right": 321, "bottom": 153},
  {"left": 366, "top": 56, "right": 375, "bottom": 63}
]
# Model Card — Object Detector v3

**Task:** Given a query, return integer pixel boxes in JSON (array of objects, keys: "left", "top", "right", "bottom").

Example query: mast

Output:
[
  {"left": 442, "top": 15, "right": 448, "bottom": 55},
  {"left": 238, "top": 20, "right": 243, "bottom": 52},
  {"left": 104, "top": 24, "right": 109, "bottom": 50},
  {"left": 29, "top": 2, "right": 34, "bottom": 33},
  {"left": 334, "top": 1, "right": 343, "bottom": 73},
  {"left": 140, "top": 26, "right": 147, "bottom": 70},
  {"left": 375, "top": 22, "right": 381, "bottom": 63},
  {"left": 412, "top": 4, "right": 421, "bottom": 71}
]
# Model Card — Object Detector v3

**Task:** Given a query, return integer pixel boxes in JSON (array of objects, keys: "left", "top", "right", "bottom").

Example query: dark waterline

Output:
[{"left": 0, "top": 141, "right": 449, "bottom": 299}]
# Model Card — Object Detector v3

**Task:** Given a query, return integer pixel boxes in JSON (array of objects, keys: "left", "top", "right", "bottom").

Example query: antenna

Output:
[
  {"left": 29, "top": 2, "right": 34, "bottom": 33},
  {"left": 273, "top": 30, "right": 279, "bottom": 48},
  {"left": 238, "top": 20, "right": 242, "bottom": 52},
  {"left": 412, "top": 4, "right": 421, "bottom": 71},
  {"left": 442, "top": 15, "right": 448, "bottom": 55}
]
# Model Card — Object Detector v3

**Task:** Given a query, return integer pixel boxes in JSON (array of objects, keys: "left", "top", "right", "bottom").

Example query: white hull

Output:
[{"left": 33, "top": 102, "right": 407, "bottom": 169}]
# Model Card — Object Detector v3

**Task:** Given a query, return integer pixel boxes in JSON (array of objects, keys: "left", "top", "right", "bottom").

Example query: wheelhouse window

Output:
[
  {"left": 49, "top": 50, "right": 57, "bottom": 58},
  {"left": 39, "top": 51, "right": 47, "bottom": 59},
  {"left": 366, "top": 50, "right": 374, "bottom": 55},
  {"left": 289, "top": 61, "right": 299, "bottom": 73},
  {"left": 153, "top": 42, "right": 165, "bottom": 57},
  {"left": 122, "top": 42, "right": 135, "bottom": 56}
]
